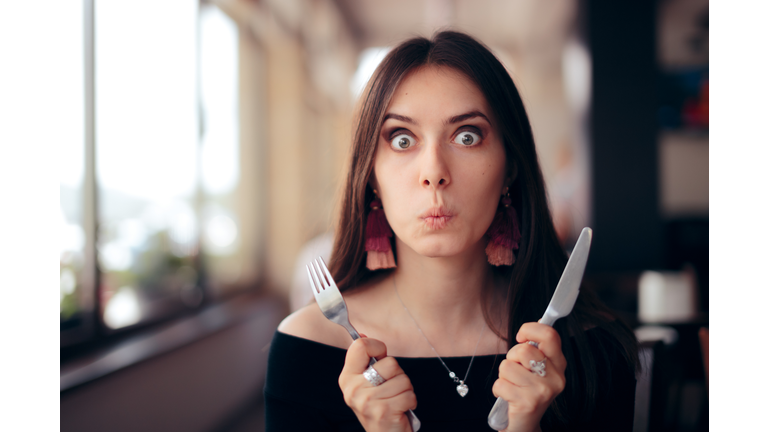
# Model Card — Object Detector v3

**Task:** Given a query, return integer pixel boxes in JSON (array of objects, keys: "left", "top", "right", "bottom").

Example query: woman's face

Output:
[{"left": 371, "top": 65, "right": 509, "bottom": 259}]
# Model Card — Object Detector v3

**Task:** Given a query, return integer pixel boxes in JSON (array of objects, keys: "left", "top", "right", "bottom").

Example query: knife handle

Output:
[
  {"left": 488, "top": 318, "right": 558, "bottom": 430},
  {"left": 488, "top": 397, "right": 509, "bottom": 430}
]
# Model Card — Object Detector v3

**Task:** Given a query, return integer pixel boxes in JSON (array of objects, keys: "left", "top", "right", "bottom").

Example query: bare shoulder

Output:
[
  {"left": 278, "top": 273, "right": 393, "bottom": 349},
  {"left": 277, "top": 302, "right": 351, "bottom": 349}
]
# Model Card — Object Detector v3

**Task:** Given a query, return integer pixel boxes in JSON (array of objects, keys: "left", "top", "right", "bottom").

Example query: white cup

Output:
[{"left": 638, "top": 270, "right": 697, "bottom": 324}]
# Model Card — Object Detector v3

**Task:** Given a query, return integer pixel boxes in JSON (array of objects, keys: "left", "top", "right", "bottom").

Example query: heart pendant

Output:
[{"left": 456, "top": 383, "right": 469, "bottom": 397}]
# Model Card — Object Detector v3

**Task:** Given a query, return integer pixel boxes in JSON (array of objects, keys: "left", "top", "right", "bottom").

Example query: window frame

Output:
[{"left": 61, "top": 0, "right": 247, "bottom": 350}]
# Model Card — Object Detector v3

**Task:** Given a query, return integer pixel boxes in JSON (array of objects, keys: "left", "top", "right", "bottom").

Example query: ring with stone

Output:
[
  {"left": 529, "top": 358, "right": 547, "bottom": 377},
  {"left": 363, "top": 365, "right": 386, "bottom": 386}
]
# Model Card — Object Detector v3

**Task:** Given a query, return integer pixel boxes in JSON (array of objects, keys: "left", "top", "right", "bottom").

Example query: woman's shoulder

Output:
[
  {"left": 277, "top": 273, "right": 393, "bottom": 349},
  {"left": 277, "top": 302, "right": 352, "bottom": 350},
  {"left": 266, "top": 317, "right": 351, "bottom": 411}
]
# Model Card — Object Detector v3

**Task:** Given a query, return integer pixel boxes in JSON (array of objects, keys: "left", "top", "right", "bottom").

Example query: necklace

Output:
[{"left": 393, "top": 277, "right": 486, "bottom": 398}]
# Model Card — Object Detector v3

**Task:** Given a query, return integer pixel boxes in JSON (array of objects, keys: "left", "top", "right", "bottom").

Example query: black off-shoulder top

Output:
[{"left": 264, "top": 325, "right": 635, "bottom": 431}]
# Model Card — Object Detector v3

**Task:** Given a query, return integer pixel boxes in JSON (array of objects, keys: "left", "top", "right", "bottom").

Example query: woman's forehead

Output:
[{"left": 385, "top": 65, "right": 491, "bottom": 120}]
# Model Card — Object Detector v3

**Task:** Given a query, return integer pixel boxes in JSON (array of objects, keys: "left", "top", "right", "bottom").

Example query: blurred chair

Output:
[{"left": 633, "top": 339, "right": 669, "bottom": 432}]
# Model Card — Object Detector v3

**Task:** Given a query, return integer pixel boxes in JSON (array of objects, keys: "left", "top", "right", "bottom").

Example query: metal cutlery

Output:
[
  {"left": 307, "top": 257, "right": 421, "bottom": 431},
  {"left": 488, "top": 227, "right": 593, "bottom": 431}
]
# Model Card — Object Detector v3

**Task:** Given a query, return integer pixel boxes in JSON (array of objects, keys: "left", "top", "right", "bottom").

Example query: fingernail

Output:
[{"left": 360, "top": 333, "right": 367, "bottom": 338}]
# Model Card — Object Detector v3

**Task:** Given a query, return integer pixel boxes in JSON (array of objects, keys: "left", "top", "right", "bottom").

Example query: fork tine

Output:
[
  {"left": 306, "top": 265, "right": 319, "bottom": 294},
  {"left": 309, "top": 262, "right": 325, "bottom": 294},
  {"left": 312, "top": 258, "right": 329, "bottom": 288},
  {"left": 318, "top": 257, "right": 335, "bottom": 287}
]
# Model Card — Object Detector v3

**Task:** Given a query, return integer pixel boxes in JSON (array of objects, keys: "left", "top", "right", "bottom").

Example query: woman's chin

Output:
[{"left": 408, "top": 239, "right": 479, "bottom": 260}]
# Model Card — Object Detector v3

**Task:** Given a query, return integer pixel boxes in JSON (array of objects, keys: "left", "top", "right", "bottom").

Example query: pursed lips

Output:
[{"left": 419, "top": 207, "right": 453, "bottom": 230}]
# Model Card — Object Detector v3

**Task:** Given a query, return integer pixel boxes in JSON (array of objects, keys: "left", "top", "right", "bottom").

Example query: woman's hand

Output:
[
  {"left": 492, "top": 322, "right": 567, "bottom": 432},
  {"left": 338, "top": 337, "right": 417, "bottom": 432}
]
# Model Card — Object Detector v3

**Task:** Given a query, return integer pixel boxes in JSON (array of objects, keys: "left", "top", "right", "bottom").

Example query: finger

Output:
[
  {"left": 493, "top": 377, "right": 544, "bottom": 416},
  {"left": 498, "top": 359, "right": 539, "bottom": 388},
  {"left": 492, "top": 375, "right": 525, "bottom": 402},
  {"left": 367, "top": 373, "right": 414, "bottom": 399},
  {"left": 506, "top": 343, "right": 554, "bottom": 373},
  {"left": 515, "top": 322, "right": 566, "bottom": 370},
  {"left": 382, "top": 388, "right": 418, "bottom": 413},
  {"left": 368, "top": 356, "right": 406, "bottom": 381},
  {"left": 343, "top": 338, "right": 387, "bottom": 375}
]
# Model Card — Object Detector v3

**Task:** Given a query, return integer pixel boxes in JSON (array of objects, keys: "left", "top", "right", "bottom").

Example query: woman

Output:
[{"left": 265, "top": 31, "right": 638, "bottom": 432}]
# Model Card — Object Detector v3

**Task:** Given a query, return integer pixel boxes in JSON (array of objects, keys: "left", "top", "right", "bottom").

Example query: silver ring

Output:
[
  {"left": 527, "top": 340, "right": 540, "bottom": 348},
  {"left": 529, "top": 358, "right": 547, "bottom": 377},
  {"left": 363, "top": 365, "right": 386, "bottom": 386}
]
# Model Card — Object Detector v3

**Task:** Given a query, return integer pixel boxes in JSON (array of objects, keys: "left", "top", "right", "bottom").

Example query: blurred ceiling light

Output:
[
  {"left": 350, "top": 47, "right": 390, "bottom": 100},
  {"left": 103, "top": 286, "right": 142, "bottom": 329}
]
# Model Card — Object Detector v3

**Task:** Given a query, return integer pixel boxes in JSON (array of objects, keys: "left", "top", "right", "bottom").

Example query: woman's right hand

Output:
[{"left": 338, "top": 337, "right": 417, "bottom": 432}]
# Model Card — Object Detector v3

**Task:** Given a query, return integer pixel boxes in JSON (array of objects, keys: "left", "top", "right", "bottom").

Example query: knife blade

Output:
[{"left": 488, "top": 227, "right": 593, "bottom": 431}]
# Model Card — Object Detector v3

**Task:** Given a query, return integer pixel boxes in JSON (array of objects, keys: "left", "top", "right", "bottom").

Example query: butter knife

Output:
[{"left": 488, "top": 227, "right": 593, "bottom": 431}]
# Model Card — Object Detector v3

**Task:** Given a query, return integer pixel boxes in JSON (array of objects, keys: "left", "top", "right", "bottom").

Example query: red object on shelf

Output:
[{"left": 681, "top": 78, "right": 708, "bottom": 129}]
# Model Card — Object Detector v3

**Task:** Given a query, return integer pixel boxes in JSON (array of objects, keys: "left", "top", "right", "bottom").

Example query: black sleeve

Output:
[{"left": 263, "top": 331, "right": 363, "bottom": 432}]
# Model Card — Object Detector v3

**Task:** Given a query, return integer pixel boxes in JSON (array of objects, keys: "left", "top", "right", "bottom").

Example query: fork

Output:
[{"left": 307, "top": 257, "right": 421, "bottom": 432}]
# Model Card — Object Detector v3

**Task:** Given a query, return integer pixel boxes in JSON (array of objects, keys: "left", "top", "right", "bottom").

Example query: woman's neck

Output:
[{"left": 388, "top": 237, "right": 502, "bottom": 348}]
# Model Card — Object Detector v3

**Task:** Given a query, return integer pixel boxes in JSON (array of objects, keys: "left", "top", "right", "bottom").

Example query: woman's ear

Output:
[
  {"left": 368, "top": 173, "right": 380, "bottom": 195},
  {"left": 506, "top": 161, "right": 518, "bottom": 188}
]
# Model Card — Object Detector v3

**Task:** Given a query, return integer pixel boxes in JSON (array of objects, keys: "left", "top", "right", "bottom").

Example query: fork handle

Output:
[
  {"left": 405, "top": 409, "right": 421, "bottom": 431},
  {"left": 366, "top": 356, "right": 421, "bottom": 431},
  {"left": 347, "top": 326, "right": 420, "bottom": 431},
  {"left": 346, "top": 324, "right": 363, "bottom": 341}
]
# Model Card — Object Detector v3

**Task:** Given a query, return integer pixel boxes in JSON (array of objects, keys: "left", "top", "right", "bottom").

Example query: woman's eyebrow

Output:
[
  {"left": 382, "top": 113, "right": 416, "bottom": 124},
  {"left": 447, "top": 111, "right": 491, "bottom": 125}
]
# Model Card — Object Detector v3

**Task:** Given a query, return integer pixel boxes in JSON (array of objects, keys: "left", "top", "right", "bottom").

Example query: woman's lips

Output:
[{"left": 419, "top": 208, "right": 453, "bottom": 230}]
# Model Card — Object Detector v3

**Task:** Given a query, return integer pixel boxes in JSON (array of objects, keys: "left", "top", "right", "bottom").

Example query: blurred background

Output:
[{"left": 56, "top": 0, "right": 708, "bottom": 431}]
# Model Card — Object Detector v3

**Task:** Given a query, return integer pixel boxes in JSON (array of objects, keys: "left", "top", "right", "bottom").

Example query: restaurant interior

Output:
[{"left": 57, "top": 0, "right": 709, "bottom": 431}]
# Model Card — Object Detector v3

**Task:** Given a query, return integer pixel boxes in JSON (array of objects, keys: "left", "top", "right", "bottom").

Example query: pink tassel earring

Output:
[
  {"left": 365, "top": 191, "right": 396, "bottom": 270},
  {"left": 485, "top": 188, "right": 521, "bottom": 266}
]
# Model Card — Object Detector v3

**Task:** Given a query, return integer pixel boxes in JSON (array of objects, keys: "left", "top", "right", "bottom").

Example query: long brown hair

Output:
[{"left": 329, "top": 30, "right": 637, "bottom": 427}]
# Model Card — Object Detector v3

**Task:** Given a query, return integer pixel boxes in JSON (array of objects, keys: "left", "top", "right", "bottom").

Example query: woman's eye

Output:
[
  {"left": 390, "top": 133, "right": 414, "bottom": 150},
  {"left": 454, "top": 131, "right": 481, "bottom": 146}
]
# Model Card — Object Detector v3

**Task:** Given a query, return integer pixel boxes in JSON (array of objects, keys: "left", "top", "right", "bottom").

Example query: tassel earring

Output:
[
  {"left": 365, "top": 190, "right": 396, "bottom": 270},
  {"left": 485, "top": 188, "right": 521, "bottom": 266}
]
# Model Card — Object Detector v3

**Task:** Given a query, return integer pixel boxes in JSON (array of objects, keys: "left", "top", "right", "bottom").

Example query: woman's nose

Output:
[{"left": 419, "top": 141, "right": 451, "bottom": 189}]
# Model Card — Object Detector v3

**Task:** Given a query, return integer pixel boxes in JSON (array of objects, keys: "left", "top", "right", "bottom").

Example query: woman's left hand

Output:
[{"left": 492, "top": 322, "right": 567, "bottom": 432}]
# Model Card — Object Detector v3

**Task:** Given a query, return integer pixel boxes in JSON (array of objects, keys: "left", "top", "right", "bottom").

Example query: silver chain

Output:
[{"left": 393, "top": 276, "right": 486, "bottom": 385}]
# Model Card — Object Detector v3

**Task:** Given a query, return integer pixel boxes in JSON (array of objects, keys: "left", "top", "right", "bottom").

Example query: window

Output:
[
  {"left": 59, "top": 0, "right": 87, "bottom": 334},
  {"left": 61, "top": 0, "right": 246, "bottom": 346}
]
